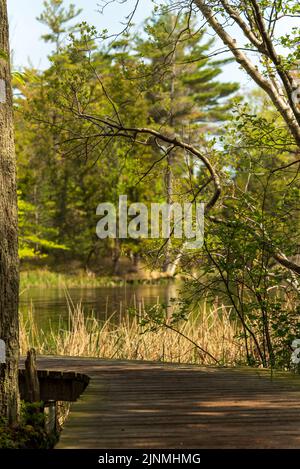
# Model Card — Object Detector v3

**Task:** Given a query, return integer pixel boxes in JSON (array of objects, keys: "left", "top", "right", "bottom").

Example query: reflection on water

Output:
[{"left": 19, "top": 282, "right": 179, "bottom": 330}]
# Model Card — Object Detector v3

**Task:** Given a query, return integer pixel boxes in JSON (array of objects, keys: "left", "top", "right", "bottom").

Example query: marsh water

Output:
[{"left": 19, "top": 282, "right": 179, "bottom": 331}]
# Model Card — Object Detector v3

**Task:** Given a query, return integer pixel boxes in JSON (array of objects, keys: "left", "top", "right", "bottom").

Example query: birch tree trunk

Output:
[{"left": 0, "top": 0, "right": 20, "bottom": 425}]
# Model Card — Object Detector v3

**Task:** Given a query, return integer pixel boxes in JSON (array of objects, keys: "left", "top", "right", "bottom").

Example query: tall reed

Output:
[{"left": 20, "top": 299, "right": 245, "bottom": 366}]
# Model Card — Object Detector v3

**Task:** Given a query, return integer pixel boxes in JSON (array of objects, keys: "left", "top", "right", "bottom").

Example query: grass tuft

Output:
[{"left": 20, "top": 299, "right": 246, "bottom": 366}]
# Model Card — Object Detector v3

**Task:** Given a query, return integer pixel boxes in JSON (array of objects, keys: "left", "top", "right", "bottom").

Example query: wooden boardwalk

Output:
[{"left": 26, "top": 357, "right": 300, "bottom": 448}]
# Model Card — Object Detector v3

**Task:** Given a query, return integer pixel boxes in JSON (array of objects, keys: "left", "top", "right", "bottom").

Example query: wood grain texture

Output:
[{"left": 19, "top": 356, "right": 300, "bottom": 449}]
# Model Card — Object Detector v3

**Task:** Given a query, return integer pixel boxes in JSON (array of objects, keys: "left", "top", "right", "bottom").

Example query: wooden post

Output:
[
  {"left": 44, "top": 400, "right": 57, "bottom": 434},
  {"left": 25, "top": 349, "right": 40, "bottom": 402}
]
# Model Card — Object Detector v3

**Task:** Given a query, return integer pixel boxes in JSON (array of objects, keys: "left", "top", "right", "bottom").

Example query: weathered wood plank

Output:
[
  {"left": 19, "top": 369, "right": 90, "bottom": 402},
  {"left": 20, "top": 357, "right": 300, "bottom": 449}
]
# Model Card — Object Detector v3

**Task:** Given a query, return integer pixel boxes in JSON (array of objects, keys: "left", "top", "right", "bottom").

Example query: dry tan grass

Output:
[{"left": 19, "top": 299, "right": 246, "bottom": 366}]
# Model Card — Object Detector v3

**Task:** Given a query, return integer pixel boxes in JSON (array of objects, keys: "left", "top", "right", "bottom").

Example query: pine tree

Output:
[
  {"left": 136, "top": 11, "right": 239, "bottom": 272},
  {"left": 0, "top": 0, "right": 20, "bottom": 425},
  {"left": 37, "top": 0, "right": 82, "bottom": 53}
]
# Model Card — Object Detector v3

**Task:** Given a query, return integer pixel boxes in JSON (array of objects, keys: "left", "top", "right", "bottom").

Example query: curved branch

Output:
[
  {"left": 273, "top": 252, "right": 300, "bottom": 276},
  {"left": 193, "top": 0, "right": 300, "bottom": 146},
  {"left": 220, "top": 0, "right": 263, "bottom": 51},
  {"left": 208, "top": 216, "right": 300, "bottom": 276},
  {"left": 78, "top": 112, "right": 222, "bottom": 212}
]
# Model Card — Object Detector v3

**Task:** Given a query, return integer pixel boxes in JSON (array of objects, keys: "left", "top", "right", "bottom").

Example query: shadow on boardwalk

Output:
[{"left": 21, "top": 356, "right": 300, "bottom": 449}]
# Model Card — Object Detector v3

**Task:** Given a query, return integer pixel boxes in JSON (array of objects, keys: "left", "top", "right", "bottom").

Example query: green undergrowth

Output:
[{"left": 0, "top": 402, "right": 59, "bottom": 449}]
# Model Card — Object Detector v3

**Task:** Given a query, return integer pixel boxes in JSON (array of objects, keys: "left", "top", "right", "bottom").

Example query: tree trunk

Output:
[
  {"left": 163, "top": 46, "right": 176, "bottom": 273},
  {"left": 0, "top": 0, "right": 20, "bottom": 425},
  {"left": 112, "top": 238, "right": 121, "bottom": 275},
  {"left": 163, "top": 151, "right": 174, "bottom": 272}
]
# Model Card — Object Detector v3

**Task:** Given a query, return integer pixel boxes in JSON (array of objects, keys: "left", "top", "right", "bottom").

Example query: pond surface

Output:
[{"left": 19, "top": 282, "right": 179, "bottom": 330}]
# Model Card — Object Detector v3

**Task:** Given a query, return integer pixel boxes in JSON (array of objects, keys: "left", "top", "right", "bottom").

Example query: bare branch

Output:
[
  {"left": 193, "top": 0, "right": 300, "bottom": 146},
  {"left": 77, "top": 112, "right": 221, "bottom": 212}
]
